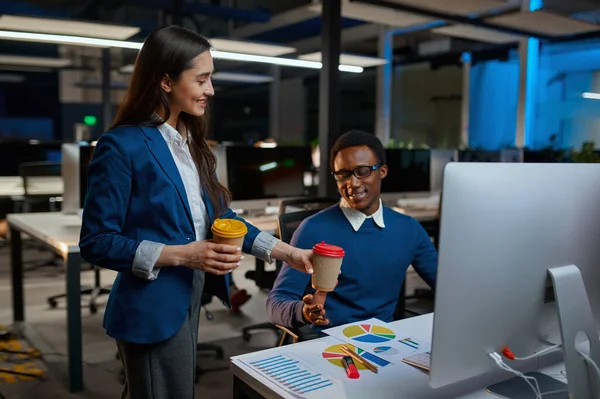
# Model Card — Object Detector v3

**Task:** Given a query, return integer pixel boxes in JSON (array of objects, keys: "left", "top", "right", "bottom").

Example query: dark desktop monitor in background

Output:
[
  {"left": 0, "top": 142, "right": 63, "bottom": 176},
  {"left": 459, "top": 150, "right": 501, "bottom": 162},
  {"left": 523, "top": 150, "right": 561, "bottom": 163},
  {"left": 382, "top": 149, "right": 431, "bottom": 193},
  {"left": 225, "top": 146, "right": 312, "bottom": 201}
]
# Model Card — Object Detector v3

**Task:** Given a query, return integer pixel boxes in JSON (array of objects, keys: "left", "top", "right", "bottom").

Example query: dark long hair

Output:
[{"left": 111, "top": 25, "right": 231, "bottom": 217}]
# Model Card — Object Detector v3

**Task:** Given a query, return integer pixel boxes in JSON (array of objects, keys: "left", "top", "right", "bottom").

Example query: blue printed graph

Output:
[{"left": 248, "top": 354, "right": 334, "bottom": 395}]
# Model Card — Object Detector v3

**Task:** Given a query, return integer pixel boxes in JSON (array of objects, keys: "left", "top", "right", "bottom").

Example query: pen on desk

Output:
[{"left": 340, "top": 346, "right": 378, "bottom": 374}]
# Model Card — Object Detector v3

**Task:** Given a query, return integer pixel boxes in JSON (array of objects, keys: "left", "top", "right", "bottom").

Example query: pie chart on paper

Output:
[
  {"left": 342, "top": 324, "right": 396, "bottom": 343},
  {"left": 321, "top": 343, "right": 390, "bottom": 369}
]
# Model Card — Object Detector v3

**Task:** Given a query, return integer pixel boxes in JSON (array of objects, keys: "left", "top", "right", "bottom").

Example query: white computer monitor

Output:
[{"left": 430, "top": 162, "right": 600, "bottom": 397}]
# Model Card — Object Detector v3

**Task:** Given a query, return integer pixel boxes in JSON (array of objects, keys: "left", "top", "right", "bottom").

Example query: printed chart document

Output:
[
  {"left": 232, "top": 336, "right": 401, "bottom": 398},
  {"left": 322, "top": 318, "right": 431, "bottom": 364}
]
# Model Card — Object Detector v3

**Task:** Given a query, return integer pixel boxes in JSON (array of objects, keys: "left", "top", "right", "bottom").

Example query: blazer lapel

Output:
[{"left": 140, "top": 126, "right": 194, "bottom": 228}]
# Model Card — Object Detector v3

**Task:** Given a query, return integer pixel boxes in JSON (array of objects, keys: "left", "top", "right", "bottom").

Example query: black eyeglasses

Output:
[{"left": 331, "top": 164, "right": 381, "bottom": 182}]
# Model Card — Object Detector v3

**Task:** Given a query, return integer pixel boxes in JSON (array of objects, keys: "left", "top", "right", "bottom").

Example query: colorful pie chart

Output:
[
  {"left": 342, "top": 324, "right": 396, "bottom": 343},
  {"left": 373, "top": 346, "right": 400, "bottom": 355},
  {"left": 321, "top": 344, "right": 390, "bottom": 369}
]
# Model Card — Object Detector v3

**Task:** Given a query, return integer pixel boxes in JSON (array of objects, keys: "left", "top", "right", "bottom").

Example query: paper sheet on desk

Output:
[
  {"left": 234, "top": 336, "right": 399, "bottom": 398},
  {"left": 322, "top": 318, "right": 431, "bottom": 364}
]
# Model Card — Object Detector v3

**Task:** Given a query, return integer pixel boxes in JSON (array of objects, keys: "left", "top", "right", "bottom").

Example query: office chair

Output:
[
  {"left": 243, "top": 197, "right": 340, "bottom": 292},
  {"left": 393, "top": 218, "right": 439, "bottom": 320},
  {"left": 277, "top": 197, "right": 340, "bottom": 216},
  {"left": 47, "top": 266, "right": 112, "bottom": 314},
  {"left": 16, "top": 162, "right": 64, "bottom": 271},
  {"left": 242, "top": 208, "right": 324, "bottom": 344},
  {"left": 242, "top": 197, "right": 339, "bottom": 343}
]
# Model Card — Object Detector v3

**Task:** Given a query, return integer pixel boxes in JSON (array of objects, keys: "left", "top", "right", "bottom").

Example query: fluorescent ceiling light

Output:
[
  {"left": 0, "top": 15, "right": 140, "bottom": 40},
  {"left": 259, "top": 161, "right": 278, "bottom": 171},
  {"left": 0, "top": 30, "right": 142, "bottom": 49},
  {"left": 299, "top": 52, "right": 387, "bottom": 67},
  {"left": 210, "top": 38, "right": 295, "bottom": 56},
  {"left": 0, "top": 73, "right": 25, "bottom": 83},
  {"left": 0, "top": 30, "right": 363, "bottom": 73},
  {"left": 0, "top": 55, "right": 71, "bottom": 68},
  {"left": 121, "top": 68, "right": 273, "bottom": 83},
  {"left": 212, "top": 51, "right": 363, "bottom": 73},
  {"left": 582, "top": 92, "right": 600, "bottom": 100},
  {"left": 212, "top": 72, "right": 273, "bottom": 83}
]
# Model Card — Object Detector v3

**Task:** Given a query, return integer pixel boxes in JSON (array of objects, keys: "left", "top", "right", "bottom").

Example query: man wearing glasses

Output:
[{"left": 266, "top": 130, "right": 437, "bottom": 334}]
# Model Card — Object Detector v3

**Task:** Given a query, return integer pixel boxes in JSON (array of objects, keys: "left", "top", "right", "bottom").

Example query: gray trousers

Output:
[{"left": 117, "top": 270, "right": 205, "bottom": 399}]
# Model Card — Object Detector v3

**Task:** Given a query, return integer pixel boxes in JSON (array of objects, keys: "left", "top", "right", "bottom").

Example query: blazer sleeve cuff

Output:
[
  {"left": 251, "top": 232, "right": 280, "bottom": 264},
  {"left": 132, "top": 240, "right": 165, "bottom": 281}
]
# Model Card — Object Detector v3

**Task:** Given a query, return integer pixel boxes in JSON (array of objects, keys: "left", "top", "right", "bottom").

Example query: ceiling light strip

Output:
[{"left": 0, "top": 30, "right": 364, "bottom": 73}]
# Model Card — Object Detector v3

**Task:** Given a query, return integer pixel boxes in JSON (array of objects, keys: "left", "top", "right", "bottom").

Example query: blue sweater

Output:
[{"left": 266, "top": 205, "right": 438, "bottom": 330}]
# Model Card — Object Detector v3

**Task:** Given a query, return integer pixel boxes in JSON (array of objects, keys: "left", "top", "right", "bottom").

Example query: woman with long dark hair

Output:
[{"left": 79, "top": 25, "right": 314, "bottom": 398}]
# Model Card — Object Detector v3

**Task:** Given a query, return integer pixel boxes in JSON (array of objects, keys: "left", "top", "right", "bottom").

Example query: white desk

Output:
[
  {"left": 0, "top": 176, "right": 63, "bottom": 197},
  {"left": 230, "top": 314, "right": 567, "bottom": 399},
  {"left": 7, "top": 212, "right": 84, "bottom": 393},
  {"left": 4, "top": 211, "right": 288, "bottom": 394}
]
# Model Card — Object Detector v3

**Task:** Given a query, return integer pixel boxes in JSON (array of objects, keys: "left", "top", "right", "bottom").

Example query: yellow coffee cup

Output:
[{"left": 211, "top": 218, "right": 248, "bottom": 252}]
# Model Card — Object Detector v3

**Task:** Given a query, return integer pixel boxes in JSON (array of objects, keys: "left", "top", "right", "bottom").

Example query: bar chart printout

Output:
[{"left": 242, "top": 353, "right": 337, "bottom": 398}]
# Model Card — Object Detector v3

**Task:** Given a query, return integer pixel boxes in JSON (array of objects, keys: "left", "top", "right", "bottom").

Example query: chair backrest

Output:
[
  {"left": 275, "top": 208, "right": 323, "bottom": 275},
  {"left": 18, "top": 162, "right": 62, "bottom": 196},
  {"left": 278, "top": 209, "right": 322, "bottom": 244},
  {"left": 278, "top": 197, "right": 339, "bottom": 216}
]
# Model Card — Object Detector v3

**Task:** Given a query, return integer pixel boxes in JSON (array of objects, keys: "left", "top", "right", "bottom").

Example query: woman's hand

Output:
[
  {"left": 181, "top": 241, "right": 242, "bottom": 275},
  {"left": 286, "top": 247, "right": 314, "bottom": 274}
]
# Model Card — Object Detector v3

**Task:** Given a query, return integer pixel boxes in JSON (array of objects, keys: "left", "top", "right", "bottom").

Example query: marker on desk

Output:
[{"left": 342, "top": 356, "right": 360, "bottom": 379}]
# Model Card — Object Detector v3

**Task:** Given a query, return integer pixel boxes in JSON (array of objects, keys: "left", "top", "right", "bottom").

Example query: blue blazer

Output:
[{"left": 79, "top": 125, "right": 261, "bottom": 344}]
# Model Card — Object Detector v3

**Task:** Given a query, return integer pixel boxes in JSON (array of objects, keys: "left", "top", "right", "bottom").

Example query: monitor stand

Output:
[
  {"left": 486, "top": 264, "right": 600, "bottom": 398},
  {"left": 547, "top": 264, "right": 600, "bottom": 399}
]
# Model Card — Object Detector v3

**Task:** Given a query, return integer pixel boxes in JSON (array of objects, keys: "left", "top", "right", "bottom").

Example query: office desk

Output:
[
  {"left": 0, "top": 176, "right": 63, "bottom": 197},
  {"left": 231, "top": 314, "right": 567, "bottom": 399},
  {"left": 6, "top": 211, "right": 283, "bottom": 393},
  {"left": 244, "top": 208, "right": 438, "bottom": 237},
  {"left": 7, "top": 212, "right": 84, "bottom": 393}
]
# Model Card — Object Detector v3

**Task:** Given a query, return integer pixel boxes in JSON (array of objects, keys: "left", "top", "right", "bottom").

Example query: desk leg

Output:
[
  {"left": 65, "top": 253, "right": 83, "bottom": 393},
  {"left": 10, "top": 227, "right": 24, "bottom": 322},
  {"left": 233, "top": 375, "right": 264, "bottom": 399}
]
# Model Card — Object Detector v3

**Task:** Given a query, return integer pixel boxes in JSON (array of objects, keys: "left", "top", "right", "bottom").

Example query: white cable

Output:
[
  {"left": 489, "top": 352, "right": 542, "bottom": 399},
  {"left": 580, "top": 352, "right": 600, "bottom": 380},
  {"left": 511, "top": 345, "right": 561, "bottom": 361},
  {"left": 579, "top": 351, "right": 600, "bottom": 397}
]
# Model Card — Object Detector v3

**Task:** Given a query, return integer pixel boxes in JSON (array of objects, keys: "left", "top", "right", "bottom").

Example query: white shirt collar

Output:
[
  {"left": 339, "top": 198, "right": 385, "bottom": 232},
  {"left": 157, "top": 121, "right": 188, "bottom": 147}
]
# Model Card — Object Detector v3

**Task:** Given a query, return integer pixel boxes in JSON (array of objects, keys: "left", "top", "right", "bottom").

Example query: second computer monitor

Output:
[
  {"left": 430, "top": 162, "right": 600, "bottom": 389},
  {"left": 381, "top": 149, "right": 431, "bottom": 193},
  {"left": 225, "top": 146, "right": 312, "bottom": 201}
]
